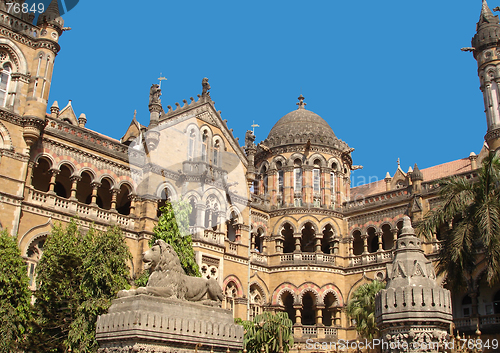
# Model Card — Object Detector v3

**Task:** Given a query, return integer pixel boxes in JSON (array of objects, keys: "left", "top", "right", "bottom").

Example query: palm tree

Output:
[
  {"left": 346, "top": 280, "right": 385, "bottom": 340},
  {"left": 417, "top": 152, "right": 500, "bottom": 290}
]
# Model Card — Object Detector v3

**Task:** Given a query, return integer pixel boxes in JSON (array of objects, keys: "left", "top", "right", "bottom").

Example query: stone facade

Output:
[{"left": 0, "top": 0, "right": 499, "bottom": 347}]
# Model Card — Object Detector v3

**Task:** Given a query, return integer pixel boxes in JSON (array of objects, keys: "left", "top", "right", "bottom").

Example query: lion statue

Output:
[{"left": 118, "top": 239, "right": 224, "bottom": 303}]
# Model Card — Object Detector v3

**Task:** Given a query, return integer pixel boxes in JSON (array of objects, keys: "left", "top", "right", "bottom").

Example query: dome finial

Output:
[{"left": 296, "top": 95, "right": 306, "bottom": 109}]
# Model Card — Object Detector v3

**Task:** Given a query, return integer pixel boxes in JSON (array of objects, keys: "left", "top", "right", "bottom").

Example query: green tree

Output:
[
  {"left": 238, "top": 312, "right": 294, "bottom": 353},
  {"left": 29, "top": 221, "right": 131, "bottom": 352},
  {"left": 0, "top": 230, "right": 32, "bottom": 353},
  {"left": 417, "top": 153, "right": 500, "bottom": 290},
  {"left": 346, "top": 280, "right": 385, "bottom": 340},
  {"left": 153, "top": 200, "right": 200, "bottom": 276}
]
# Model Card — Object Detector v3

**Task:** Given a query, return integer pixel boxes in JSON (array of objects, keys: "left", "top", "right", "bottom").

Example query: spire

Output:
[
  {"left": 472, "top": 0, "right": 500, "bottom": 52},
  {"left": 37, "top": 0, "right": 64, "bottom": 29},
  {"left": 296, "top": 94, "right": 306, "bottom": 109},
  {"left": 478, "top": 0, "right": 499, "bottom": 28},
  {"left": 411, "top": 163, "right": 423, "bottom": 181}
]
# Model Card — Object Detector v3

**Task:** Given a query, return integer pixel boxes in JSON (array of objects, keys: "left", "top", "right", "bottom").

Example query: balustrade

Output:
[{"left": 26, "top": 188, "right": 134, "bottom": 229}]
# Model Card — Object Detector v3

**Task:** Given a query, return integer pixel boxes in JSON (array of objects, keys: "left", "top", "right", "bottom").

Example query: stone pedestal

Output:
[{"left": 96, "top": 295, "right": 244, "bottom": 353}]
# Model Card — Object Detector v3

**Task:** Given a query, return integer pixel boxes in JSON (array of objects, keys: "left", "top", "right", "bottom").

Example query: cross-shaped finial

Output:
[
  {"left": 397, "top": 158, "right": 400, "bottom": 167},
  {"left": 133, "top": 110, "right": 137, "bottom": 120},
  {"left": 158, "top": 73, "right": 167, "bottom": 89},
  {"left": 296, "top": 94, "right": 306, "bottom": 109},
  {"left": 251, "top": 120, "right": 260, "bottom": 134}
]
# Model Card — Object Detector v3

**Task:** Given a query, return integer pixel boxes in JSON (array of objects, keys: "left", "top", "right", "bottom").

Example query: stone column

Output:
[
  {"left": 129, "top": 195, "right": 137, "bottom": 217},
  {"left": 316, "top": 305, "right": 324, "bottom": 325},
  {"left": 391, "top": 228, "right": 398, "bottom": 249},
  {"left": 196, "top": 203, "right": 206, "bottom": 229},
  {"left": 275, "top": 236, "right": 283, "bottom": 253},
  {"left": 110, "top": 188, "right": 120, "bottom": 211},
  {"left": 25, "top": 160, "right": 35, "bottom": 186},
  {"left": 333, "top": 240, "right": 339, "bottom": 255},
  {"left": 90, "top": 182, "right": 101, "bottom": 205},
  {"left": 376, "top": 231, "right": 383, "bottom": 251},
  {"left": 315, "top": 233, "right": 322, "bottom": 253},
  {"left": 294, "top": 232, "right": 302, "bottom": 252},
  {"left": 294, "top": 305, "right": 302, "bottom": 325},
  {"left": 362, "top": 234, "right": 368, "bottom": 254},
  {"left": 48, "top": 168, "right": 59, "bottom": 194},
  {"left": 335, "top": 309, "right": 341, "bottom": 326},
  {"left": 69, "top": 175, "right": 81, "bottom": 200}
]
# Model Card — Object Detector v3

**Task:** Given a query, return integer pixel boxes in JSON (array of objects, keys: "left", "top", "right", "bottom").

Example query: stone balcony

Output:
[
  {"left": 454, "top": 314, "right": 500, "bottom": 335},
  {"left": 293, "top": 325, "right": 338, "bottom": 342},
  {"left": 25, "top": 188, "right": 135, "bottom": 230},
  {"left": 350, "top": 250, "right": 393, "bottom": 267}
]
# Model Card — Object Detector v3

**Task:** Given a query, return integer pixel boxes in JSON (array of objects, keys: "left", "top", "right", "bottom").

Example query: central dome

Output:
[{"left": 263, "top": 95, "right": 348, "bottom": 151}]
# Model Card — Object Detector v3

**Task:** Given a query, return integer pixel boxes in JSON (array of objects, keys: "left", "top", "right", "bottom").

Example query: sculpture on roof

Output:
[
  {"left": 201, "top": 77, "right": 210, "bottom": 97},
  {"left": 149, "top": 84, "right": 161, "bottom": 105},
  {"left": 245, "top": 130, "right": 256, "bottom": 148},
  {"left": 118, "top": 239, "right": 224, "bottom": 303}
]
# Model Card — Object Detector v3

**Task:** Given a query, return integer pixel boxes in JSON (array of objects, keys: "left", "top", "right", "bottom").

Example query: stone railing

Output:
[
  {"left": 191, "top": 229, "right": 225, "bottom": 247},
  {"left": 350, "top": 250, "right": 393, "bottom": 267},
  {"left": 251, "top": 252, "right": 267, "bottom": 265},
  {"left": 279, "top": 252, "right": 336, "bottom": 265},
  {"left": 227, "top": 242, "right": 238, "bottom": 255},
  {"left": 455, "top": 315, "right": 500, "bottom": 330},
  {"left": 293, "top": 325, "right": 338, "bottom": 339},
  {"left": 26, "top": 188, "right": 135, "bottom": 229}
]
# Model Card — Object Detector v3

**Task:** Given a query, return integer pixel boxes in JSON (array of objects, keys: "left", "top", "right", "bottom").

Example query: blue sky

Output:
[{"left": 48, "top": 0, "right": 488, "bottom": 186}]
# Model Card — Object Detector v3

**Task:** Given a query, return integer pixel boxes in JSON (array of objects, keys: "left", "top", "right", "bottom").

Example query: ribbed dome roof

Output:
[
  {"left": 472, "top": 0, "right": 500, "bottom": 53},
  {"left": 263, "top": 95, "right": 349, "bottom": 151}
]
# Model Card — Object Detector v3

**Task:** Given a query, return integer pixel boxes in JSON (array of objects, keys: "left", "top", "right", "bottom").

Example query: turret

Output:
[{"left": 470, "top": 0, "right": 500, "bottom": 152}]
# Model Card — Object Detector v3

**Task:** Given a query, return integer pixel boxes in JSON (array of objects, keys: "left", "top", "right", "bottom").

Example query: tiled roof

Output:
[{"left": 350, "top": 158, "right": 472, "bottom": 199}]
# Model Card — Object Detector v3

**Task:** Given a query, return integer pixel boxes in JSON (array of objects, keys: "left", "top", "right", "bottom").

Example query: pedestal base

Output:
[{"left": 96, "top": 295, "right": 244, "bottom": 353}]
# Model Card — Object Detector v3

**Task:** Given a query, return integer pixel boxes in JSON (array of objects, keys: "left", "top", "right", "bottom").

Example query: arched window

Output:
[
  {"left": 294, "top": 159, "right": 302, "bottom": 207},
  {"left": 282, "top": 223, "right": 294, "bottom": 254},
  {"left": 32, "top": 158, "right": 51, "bottom": 192},
  {"left": 367, "top": 227, "right": 378, "bottom": 253},
  {"left": 226, "top": 211, "right": 238, "bottom": 242},
  {"left": 97, "top": 178, "right": 113, "bottom": 210},
  {"left": 213, "top": 139, "right": 220, "bottom": 166},
  {"left": 382, "top": 224, "right": 394, "bottom": 250},
  {"left": 330, "top": 171, "right": 335, "bottom": 206},
  {"left": 253, "top": 228, "right": 263, "bottom": 253},
  {"left": 301, "top": 222, "right": 315, "bottom": 253},
  {"left": 322, "top": 224, "right": 334, "bottom": 254},
  {"left": 188, "top": 129, "right": 196, "bottom": 161},
  {"left": 157, "top": 188, "right": 170, "bottom": 218},
  {"left": 26, "top": 235, "right": 46, "bottom": 290},
  {"left": 204, "top": 196, "right": 219, "bottom": 230},
  {"left": 0, "top": 63, "right": 11, "bottom": 106},
  {"left": 77, "top": 171, "right": 93, "bottom": 205},
  {"left": 282, "top": 292, "right": 295, "bottom": 324},
  {"left": 302, "top": 292, "right": 316, "bottom": 325},
  {"left": 462, "top": 295, "right": 472, "bottom": 317},
  {"left": 225, "top": 281, "right": 238, "bottom": 315},
  {"left": 116, "top": 184, "right": 132, "bottom": 215},
  {"left": 352, "top": 230, "right": 363, "bottom": 256},
  {"left": 201, "top": 131, "right": 208, "bottom": 162},
  {"left": 323, "top": 292, "right": 338, "bottom": 326},
  {"left": 54, "top": 164, "right": 72, "bottom": 199},
  {"left": 249, "top": 285, "right": 264, "bottom": 320}
]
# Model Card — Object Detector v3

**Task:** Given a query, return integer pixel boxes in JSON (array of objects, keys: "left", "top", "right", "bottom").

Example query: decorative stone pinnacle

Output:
[
  {"left": 296, "top": 95, "right": 306, "bottom": 109},
  {"left": 400, "top": 215, "right": 414, "bottom": 236}
]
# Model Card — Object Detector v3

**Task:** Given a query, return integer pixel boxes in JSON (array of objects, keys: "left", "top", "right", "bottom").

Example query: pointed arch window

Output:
[
  {"left": 0, "top": 63, "right": 11, "bottom": 107},
  {"left": 202, "top": 131, "right": 208, "bottom": 162},
  {"left": 330, "top": 171, "right": 335, "bottom": 205},
  {"left": 213, "top": 139, "right": 220, "bottom": 166},
  {"left": 188, "top": 129, "right": 196, "bottom": 161}
]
